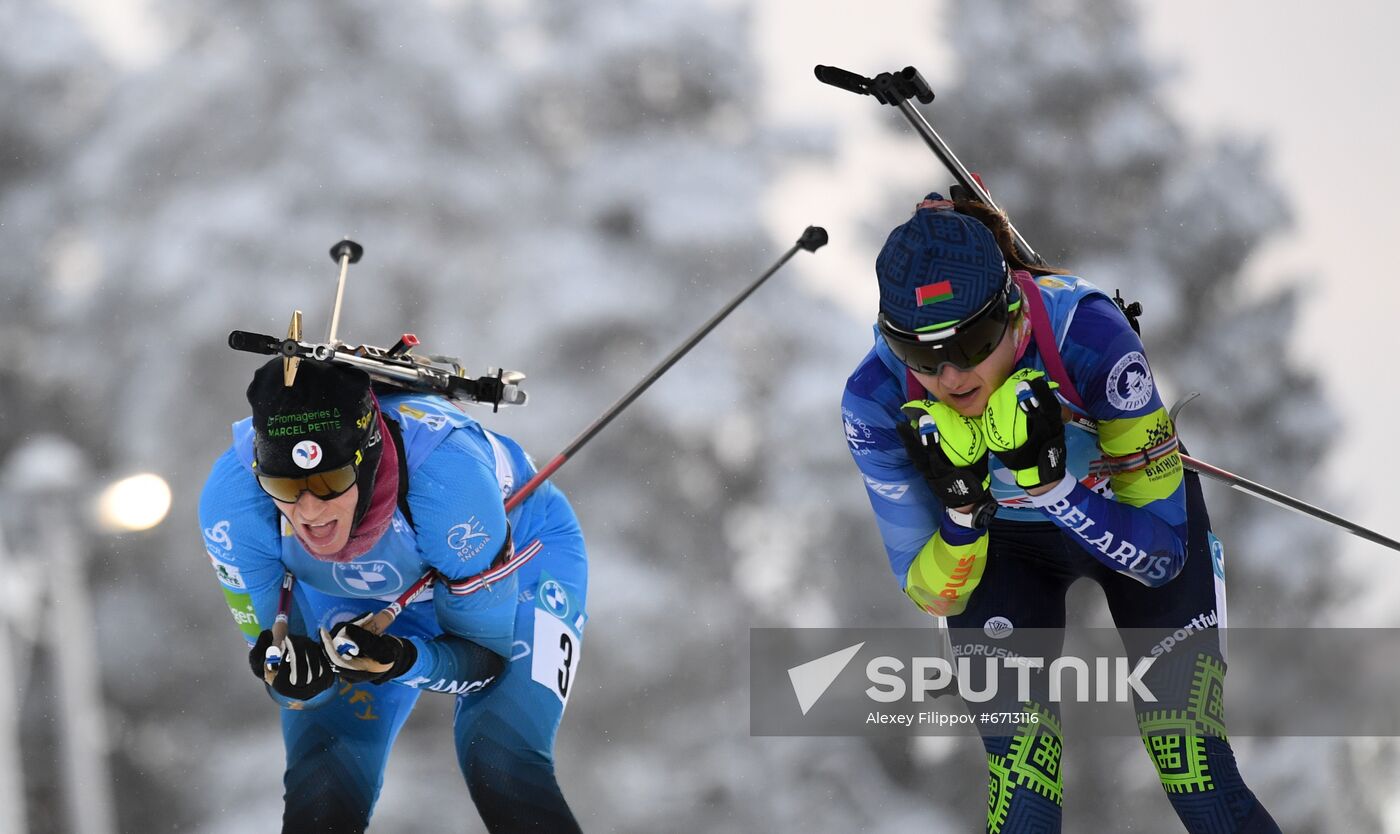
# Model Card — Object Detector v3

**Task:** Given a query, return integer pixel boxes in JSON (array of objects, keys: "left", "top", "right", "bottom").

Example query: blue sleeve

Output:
[
  {"left": 1036, "top": 296, "right": 1188, "bottom": 586},
  {"left": 842, "top": 353, "right": 948, "bottom": 584},
  {"left": 200, "top": 448, "right": 342, "bottom": 709},
  {"left": 198, "top": 447, "right": 287, "bottom": 646},
  {"left": 393, "top": 428, "right": 516, "bottom": 691}
]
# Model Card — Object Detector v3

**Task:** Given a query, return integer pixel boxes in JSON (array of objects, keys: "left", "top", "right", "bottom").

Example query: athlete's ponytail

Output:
[{"left": 952, "top": 198, "right": 1070, "bottom": 278}]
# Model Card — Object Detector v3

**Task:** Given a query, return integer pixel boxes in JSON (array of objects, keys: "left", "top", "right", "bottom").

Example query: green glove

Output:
[{"left": 980, "top": 369, "right": 1067, "bottom": 489}]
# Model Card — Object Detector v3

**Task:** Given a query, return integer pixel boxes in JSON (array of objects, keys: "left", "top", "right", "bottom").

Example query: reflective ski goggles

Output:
[
  {"left": 878, "top": 282, "right": 1020, "bottom": 375},
  {"left": 255, "top": 457, "right": 360, "bottom": 503}
]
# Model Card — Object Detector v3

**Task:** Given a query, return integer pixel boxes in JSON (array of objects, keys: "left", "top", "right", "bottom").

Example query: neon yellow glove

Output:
[
  {"left": 898, "top": 399, "right": 991, "bottom": 507},
  {"left": 980, "top": 369, "right": 1066, "bottom": 489}
]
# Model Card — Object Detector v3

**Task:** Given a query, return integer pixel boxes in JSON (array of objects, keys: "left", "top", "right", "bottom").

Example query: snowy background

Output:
[{"left": 2, "top": 0, "right": 1397, "bottom": 832}]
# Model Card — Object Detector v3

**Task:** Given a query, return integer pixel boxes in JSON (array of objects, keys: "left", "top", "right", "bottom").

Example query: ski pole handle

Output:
[
  {"left": 815, "top": 62, "right": 1041, "bottom": 266},
  {"left": 814, "top": 65, "right": 872, "bottom": 96},
  {"left": 815, "top": 65, "right": 935, "bottom": 106},
  {"left": 262, "top": 572, "right": 294, "bottom": 684}
]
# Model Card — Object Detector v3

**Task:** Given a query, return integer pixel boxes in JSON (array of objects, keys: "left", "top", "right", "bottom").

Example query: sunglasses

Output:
[
  {"left": 255, "top": 453, "right": 361, "bottom": 503},
  {"left": 879, "top": 281, "right": 1020, "bottom": 374}
]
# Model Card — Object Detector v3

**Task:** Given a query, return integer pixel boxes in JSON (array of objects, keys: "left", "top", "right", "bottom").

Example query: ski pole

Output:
[
  {"left": 334, "top": 226, "right": 830, "bottom": 640},
  {"left": 326, "top": 239, "right": 363, "bottom": 345},
  {"left": 1180, "top": 453, "right": 1400, "bottom": 552},
  {"left": 818, "top": 63, "right": 1400, "bottom": 552},
  {"left": 261, "top": 572, "right": 295, "bottom": 684},
  {"left": 815, "top": 65, "right": 1041, "bottom": 267}
]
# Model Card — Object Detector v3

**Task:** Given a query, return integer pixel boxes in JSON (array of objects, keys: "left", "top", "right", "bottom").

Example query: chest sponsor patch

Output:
[
  {"left": 1106, "top": 351, "right": 1154, "bottom": 412},
  {"left": 332, "top": 561, "right": 405, "bottom": 596}
]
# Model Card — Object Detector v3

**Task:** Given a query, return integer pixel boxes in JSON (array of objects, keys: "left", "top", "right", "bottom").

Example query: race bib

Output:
[{"left": 529, "top": 572, "right": 586, "bottom": 704}]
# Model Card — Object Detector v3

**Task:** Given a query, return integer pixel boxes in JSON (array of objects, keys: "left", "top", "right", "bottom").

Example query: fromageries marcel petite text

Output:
[{"left": 265, "top": 409, "right": 343, "bottom": 437}]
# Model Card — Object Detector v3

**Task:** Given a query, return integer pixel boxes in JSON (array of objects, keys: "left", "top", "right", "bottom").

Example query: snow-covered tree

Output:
[
  {"left": 0, "top": 1, "right": 113, "bottom": 466},
  {"left": 0, "top": 5, "right": 119, "bottom": 833}
]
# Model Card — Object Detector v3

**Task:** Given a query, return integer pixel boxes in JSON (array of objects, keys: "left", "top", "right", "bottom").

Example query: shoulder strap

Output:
[
  {"left": 1014, "top": 272, "right": 1087, "bottom": 412},
  {"left": 383, "top": 416, "right": 415, "bottom": 530}
]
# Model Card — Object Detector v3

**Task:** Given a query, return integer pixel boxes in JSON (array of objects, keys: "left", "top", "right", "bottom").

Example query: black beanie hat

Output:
[{"left": 246, "top": 359, "right": 382, "bottom": 481}]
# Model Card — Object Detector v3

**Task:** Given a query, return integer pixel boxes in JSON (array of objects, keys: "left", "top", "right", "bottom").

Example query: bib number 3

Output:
[
  {"left": 530, "top": 606, "right": 584, "bottom": 704},
  {"left": 557, "top": 632, "right": 574, "bottom": 697}
]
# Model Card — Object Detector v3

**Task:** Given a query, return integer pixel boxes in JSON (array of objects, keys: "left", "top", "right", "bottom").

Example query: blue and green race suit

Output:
[{"left": 843, "top": 275, "right": 1279, "bottom": 834}]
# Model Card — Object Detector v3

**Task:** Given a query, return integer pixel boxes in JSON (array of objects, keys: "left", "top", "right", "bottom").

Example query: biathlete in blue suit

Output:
[
  {"left": 200, "top": 358, "right": 586, "bottom": 833},
  {"left": 842, "top": 195, "right": 1280, "bottom": 833}
]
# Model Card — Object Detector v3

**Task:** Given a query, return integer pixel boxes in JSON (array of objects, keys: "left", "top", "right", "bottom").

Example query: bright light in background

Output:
[
  {"left": 51, "top": 0, "right": 165, "bottom": 69},
  {"left": 95, "top": 473, "right": 172, "bottom": 532}
]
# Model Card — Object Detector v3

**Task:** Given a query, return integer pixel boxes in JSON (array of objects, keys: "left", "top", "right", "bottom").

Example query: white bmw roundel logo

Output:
[
  {"left": 332, "top": 561, "right": 404, "bottom": 596},
  {"left": 540, "top": 579, "right": 569, "bottom": 618}
]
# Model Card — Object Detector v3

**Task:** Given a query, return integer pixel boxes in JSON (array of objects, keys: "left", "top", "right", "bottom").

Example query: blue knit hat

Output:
[{"left": 876, "top": 194, "right": 1009, "bottom": 331}]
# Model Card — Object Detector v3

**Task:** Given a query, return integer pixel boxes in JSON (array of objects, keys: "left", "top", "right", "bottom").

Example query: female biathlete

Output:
[{"left": 841, "top": 194, "right": 1280, "bottom": 833}]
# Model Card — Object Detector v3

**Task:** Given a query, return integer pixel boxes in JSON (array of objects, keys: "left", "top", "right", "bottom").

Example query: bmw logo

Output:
[
  {"left": 333, "top": 561, "right": 404, "bottom": 596},
  {"left": 540, "top": 579, "right": 569, "bottom": 618}
]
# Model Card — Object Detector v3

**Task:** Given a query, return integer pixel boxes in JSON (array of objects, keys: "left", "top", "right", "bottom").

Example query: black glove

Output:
[
  {"left": 320, "top": 615, "right": 419, "bottom": 685},
  {"left": 896, "top": 405, "right": 991, "bottom": 509},
  {"left": 248, "top": 630, "right": 336, "bottom": 701},
  {"left": 982, "top": 373, "right": 1067, "bottom": 489}
]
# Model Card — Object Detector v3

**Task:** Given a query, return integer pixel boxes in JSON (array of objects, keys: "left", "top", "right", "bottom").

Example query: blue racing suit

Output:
[
  {"left": 200, "top": 392, "right": 587, "bottom": 833},
  {"left": 843, "top": 275, "right": 1278, "bottom": 834}
]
